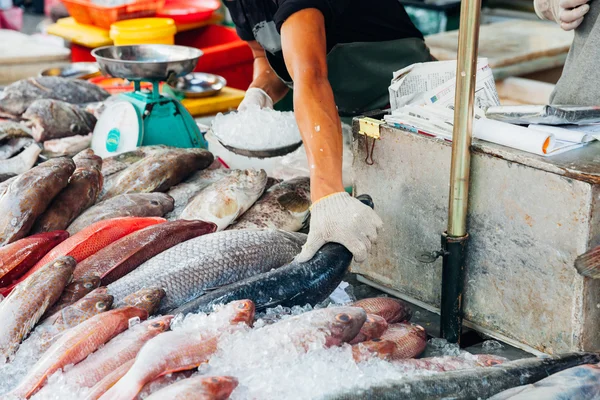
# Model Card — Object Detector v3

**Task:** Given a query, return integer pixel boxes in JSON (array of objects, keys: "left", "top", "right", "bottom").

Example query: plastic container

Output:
[
  {"left": 61, "top": 0, "right": 165, "bottom": 30},
  {"left": 110, "top": 17, "right": 176, "bottom": 45},
  {"left": 156, "top": 0, "right": 219, "bottom": 24},
  {"left": 176, "top": 25, "right": 253, "bottom": 90},
  {"left": 0, "top": 6, "right": 22, "bottom": 30}
]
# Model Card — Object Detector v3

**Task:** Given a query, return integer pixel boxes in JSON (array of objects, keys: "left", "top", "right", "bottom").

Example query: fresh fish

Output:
[
  {"left": 6, "top": 306, "right": 148, "bottom": 399},
  {"left": 489, "top": 363, "right": 600, "bottom": 400},
  {"left": 0, "top": 256, "right": 75, "bottom": 361},
  {"left": 136, "top": 371, "right": 195, "bottom": 399},
  {"left": 23, "top": 99, "right": 97, "bottom": 142},
  {"left": 73, "top": 220, "right": 217, "bottom": 285},
  {"left": 0, "top": 157, "right": 74, "bottom": 246},
  {"left": 229, "top": 177, "right": 311, "bottom": 232},
  {"left": 0, "top": 76, "right": 109, "bottom": 117},
  {"left": 0, "top": 121, "right": 32, "bottom": 141},
  {"left": 31, "top": 149, "right": 103, "bottom": 233},
  {"left": 42, "top": 134, "right": 92, "bottom": 158},
  {"left": 165, "top": 167, "right": 231, "bottom": 221},
  {"left": 350, "top": 297, "right": 412, "bottom": 324},
  {"left": 54, "top": 316, "right": 172, "bottom": 390},
  {"left": 107, "top": 229, "right": 306, "bottom": 313},
  {"left": 100, "top": 300, "right": 255, "bottom": 400},
  {"left": 144, "top": 376, "right": 239, "bottom": 400},
  {"left": 101, "top": 146, "right": 169, "bottom": 179},
  {"left": 391, "top": 354, "right": 509, "bottom": 372},
  {"left": 85, "top": 359, "right": 135, "bottom": 400},
  {"left": 352, "top": 338, "right": 396, "bottom": 362},
  {"left": 0, "top": 137, "right": 35, "bottom": 160},
  {"left": 348, "top": 314, "right": 387, "bottom": 345},
  {"left": 41, "top": 276, "right": 102, "bottom": 320},
  {"left": 101, "top": 148, "right": 214, "bottom": 201},
  {"left": 1, "top": 217, "right": 165, "bottom": 296},
  {"left": 179, "top": 169, "right": 268, "bottom": 231},
  {"left": 68, "top": 193, "right": 174, "bottom": 235},
  {"left": 0, "top": 231, "right": 69, "bottom": 287},
  {"left": 0, "top": 143, "right": 42, "bottom": 176},
  {"left": 360, "top": 322, "right": 427, "bottom": 360},
  {"left": 121, "top": 289, "right": 166, "bottom": 316},
  {"left": 322, "top": 353, "right": 600, "bottom": 400}
]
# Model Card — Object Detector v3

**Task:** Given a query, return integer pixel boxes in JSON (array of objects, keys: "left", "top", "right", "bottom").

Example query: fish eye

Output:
[
  {"left": 150, "top": 322, "right": 162, "bottom": 328},
  {"left": 371, "top": 338, "right": 382, "bottom": 342},
  {"left": 238, "top": 302, "right": 249, "bottom": 309},
  {"left": 96, "top": 302, "right": 106, "bottom": 309},
  {"left": 150, "top": 200, "right": 159, "bottom": 206},
  {"left": 336, "top": 313, "right": 351, "bottom": 322},
  {"left": 211, "top": 378, "right": 219, "bottom": 383},
  {"left": 84, "top": 283, "right": 94, "bottom": 289},
  {"left": 144, "top": 295, "right": 153, "bottom": 301}
]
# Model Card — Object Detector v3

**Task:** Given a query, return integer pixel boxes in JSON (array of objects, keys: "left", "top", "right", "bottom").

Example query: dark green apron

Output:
[{"left": 268, "top": 37, "right": 433, "bottom": 120}]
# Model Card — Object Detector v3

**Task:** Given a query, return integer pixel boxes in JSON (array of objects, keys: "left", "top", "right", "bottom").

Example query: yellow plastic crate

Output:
[{"left": 181, "top": 87, "right": 245, "bottom": 117}]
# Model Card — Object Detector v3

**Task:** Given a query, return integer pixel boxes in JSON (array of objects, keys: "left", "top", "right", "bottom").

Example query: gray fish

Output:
[
  {"left": 0, "top": 157, "right": 75, "bottom": 246},
  {"left": 0, "top": 137, "right": 35, "bottom": 160},
  {"left": 0, "top": 76, "right": 109, "bottom": 116},
  {"left": 0, "top": 121, "right": 32, "bottom": 142},
  {"left": 42, "top": 134, "right": 92, "bottom": 158},
  {"left": 0, "top": 143, "right": 42, "bottom": 176},
  {"left": 101, "top": 148, "right": 214, "bottom": 201},
  {"left": 172, "top": 195, "right": 372, "bottom": 315},
  {"left": 179, "top": 169, "right": 268, "bottom": 231},
  {"left": 67, "top": 193, "right": 174, "bottom": 235},
  {"left": 229, "top": 177, "right": 311, "bottom": 232},
  {"left": 100, "top": 145, "right": 170, "bottom": 179},
  {"left": 107, "top": 229, "right": 306, "bottom": 313},
  {"left": 23, "top": 99, "right": 97, "bottom": 142},
  {"left": 322, "top": 353, "right": 600, "bottom": 400},
  {"left": 489, "top": 363, "right": 600, "bottom": 400},
  {"left": 165, "top": 166, "right": 231, "bottom": 221}
]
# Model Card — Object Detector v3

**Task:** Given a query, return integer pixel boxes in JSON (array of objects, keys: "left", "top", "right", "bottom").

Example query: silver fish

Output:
[
  {"left": 0, "top": 143, "right": 41, "bottom": 176},
  {"left": 0, "top": 137, "right": 35, "bottom": 160},
  {"left": 229, "top": 177, "right": 311, "bottom": 232},
  {"left": 100, "top": 145, "right": 170, "bottom": 179},
  {"left": 107, "top": 229, "right": 306, "bottom": 313},
  {"left": 179, "top": 169, "right": 268, "bottom": 231}
]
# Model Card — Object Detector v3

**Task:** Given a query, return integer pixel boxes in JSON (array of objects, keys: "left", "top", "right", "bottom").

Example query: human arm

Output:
[{"left": 534, "top": 0, "right": 591, "bottom": 30}]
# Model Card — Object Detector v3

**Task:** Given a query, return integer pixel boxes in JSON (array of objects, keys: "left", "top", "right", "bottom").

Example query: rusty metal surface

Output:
[{"left": 352, "top": 121, "right": 600, "bottom": 353}]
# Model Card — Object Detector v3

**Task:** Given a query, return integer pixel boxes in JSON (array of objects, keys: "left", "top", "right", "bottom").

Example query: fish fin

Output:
[
  {"left": 300, "top": 209, "right": 311, "bottom": 232},
  {"left": 277, "top": 192, "right": 310, "bottom": 214},
  {"left": 58, "top": 305, "right": 87, "bottom": 328},
  {"left": 19, "top": 297, "right": 51, "bottom": 341}
]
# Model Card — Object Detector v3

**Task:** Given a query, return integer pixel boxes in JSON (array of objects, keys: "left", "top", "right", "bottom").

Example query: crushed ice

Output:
[{"left": 482, "top": 340, "right": 505, "bottom": 351}]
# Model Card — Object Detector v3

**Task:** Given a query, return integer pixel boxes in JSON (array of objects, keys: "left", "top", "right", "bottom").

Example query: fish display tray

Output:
[
  {"left": 61, "top": 0, "right": 165, "bottom": 30},
  {"left": 351, "top": 116, "right": 600, "bottom": 355}
]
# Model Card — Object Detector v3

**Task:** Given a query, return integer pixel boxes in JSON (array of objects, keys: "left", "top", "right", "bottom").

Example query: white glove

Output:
[
  {"left": 534, "top": 0, "right": 590, "bottom": 30},
  {"left": 295, "top": 192, "right": 383, "bottom": 263},
  {"left": 237, "top": 88, "right": 273, "bottom": 111}
]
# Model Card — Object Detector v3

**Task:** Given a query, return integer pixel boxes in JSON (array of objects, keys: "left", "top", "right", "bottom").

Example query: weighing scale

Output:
[{"left": 91, "top": 44, "right": 208, "bottom": 158}]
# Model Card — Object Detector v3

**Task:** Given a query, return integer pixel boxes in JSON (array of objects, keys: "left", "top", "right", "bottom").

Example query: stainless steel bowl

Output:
[
  {"left": 92, "top": 45, "right": 203, "bottom": 81},
  {"left": 167, "top": 72, "right": 226, "bottom": 98},
  {"left": 39, "top": 62, "right": 101, "bottom": 80}
]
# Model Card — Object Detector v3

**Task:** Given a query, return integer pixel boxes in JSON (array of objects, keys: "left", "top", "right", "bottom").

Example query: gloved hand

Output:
[
  {"left": 237, "top": 88, "right": 274, "bottom": 111},
  {"left": 295, "top": 192, "right": 383, "bottom": 263},
  {"left": 534, "top": 0, "right": 591, "bottom": 31}
]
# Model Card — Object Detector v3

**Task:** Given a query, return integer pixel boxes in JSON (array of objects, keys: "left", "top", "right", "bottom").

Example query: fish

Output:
[
  {"left": 0, "top": 121, "right": 32, "bottom": 141},
  {"left": 101, "top": 146, "right": 170, "bottom": 179},
  {"left": 31, "top": 149, "right": 103, "bottom": 233},
  {"left": 0, "top": 157, "right": 74, "bottom": 246},
  {"left": 101, "top": 148, "right": 214, "bottom": 201},
  {"left": 67, "top": 193, "right": 174, "bottom": 235},
  {"left": 352, "top": 338, "right": 396, "bottom": 362},
  {"left": 99, "top": 300, "right": 255, "bottom": 400},
  {"left": 488, "top": 363, "right": 600, "bottom": 400},
  {"left": 22, "top": 99, "right": 97, "bottom": 142},
  {"left": 107, "top": 229, "right": 306, "bottom": 313},
  {"left": 0, "top": 256, "right": 75, "bottom": 361},
  {"left": 1, "top": 217, "right": 165, "bottom": 296},
  {"left": 0, "top": 76, "right": 109, "bottom": 117},
  {"left": 0, "top": 173, "right": 15, "bottom": 183},
  {"left": 144, "top": 376, "right": 239, "bottom": 400},
  {"left": 322, "top": 353, "right": 600, "bottom": 400},
  {"left": 84, "top": 360, "right": 135, "bottom": 400},
  {"left": 120, "top": 289, "right": 166, "bottom": 316},
  {"left": 0, "top": 231, "right": 69, "bottom": 287},
  {"left": 179, "top": 169, "right": 268, "bottom": 231},
  {"left": 348, "top": 314, "right": 387, "bottom": 345},
  {"left": 391, "top": 354, "right": 509, "bottom": 372},
  {"left": 54, "top": 316, "right": 172, "bottom": 390},
  {"left": 42, "top": 134, "right": 93, "bottom": 158},
  {"left": 350, "top": 297, "right": 412, "bottom": 324},
  {"left": 374, "top": 322, "right": 427, "bottom": 360},
  {"left": 0, "top": 137, "right": 35, "bottom": 160},
  {"left": 6, "top": 306, "right": 148, "bottom": 399},
  {"left": 73, "top": 220, "right": 217, "bottom": 285},
  {"left": 172, "top": 195, "right": 373, "bottom": 315},
  {"left": 136, "top": 371, "right": 196, "bottom": 399},
  {"left": 228, "top": 177, "right": 311, "bottom": 232},
  {"left": 0, "top": 143, "right": 42, "bottom": 176},
  {"left": 41, "top": 276, "right": 102, "bottom": 320},
  {"left": 165, "top": 167, "right": 231, "bottom": 221}
]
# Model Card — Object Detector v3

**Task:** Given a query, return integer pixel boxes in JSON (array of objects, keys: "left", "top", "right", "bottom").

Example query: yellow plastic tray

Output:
[{"left": 181, "top": 87, "right": 245, "bottom": 117}]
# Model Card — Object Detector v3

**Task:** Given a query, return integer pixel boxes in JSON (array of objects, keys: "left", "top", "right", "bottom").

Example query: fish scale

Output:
[{"left": 107, "top": 229, "right": 306, "bottom": 313}]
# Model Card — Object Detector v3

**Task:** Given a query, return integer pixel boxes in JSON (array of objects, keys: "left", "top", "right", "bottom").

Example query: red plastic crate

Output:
[
  {"left": 61, "top": 0, "right": 165, "bottom": 30},
  {"left": 176, "top": 25, "right": 253, "bottom": 91}
]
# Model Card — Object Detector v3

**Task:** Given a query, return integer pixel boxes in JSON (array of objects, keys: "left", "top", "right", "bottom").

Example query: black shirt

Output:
[{"left": 223, "top": 0, "right": 423, "bottom": 57}]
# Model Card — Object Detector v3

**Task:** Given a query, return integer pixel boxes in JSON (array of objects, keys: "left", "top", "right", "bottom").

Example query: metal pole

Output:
[{"left": 440, "top": 0, "right": 482, "bottom": 343}]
